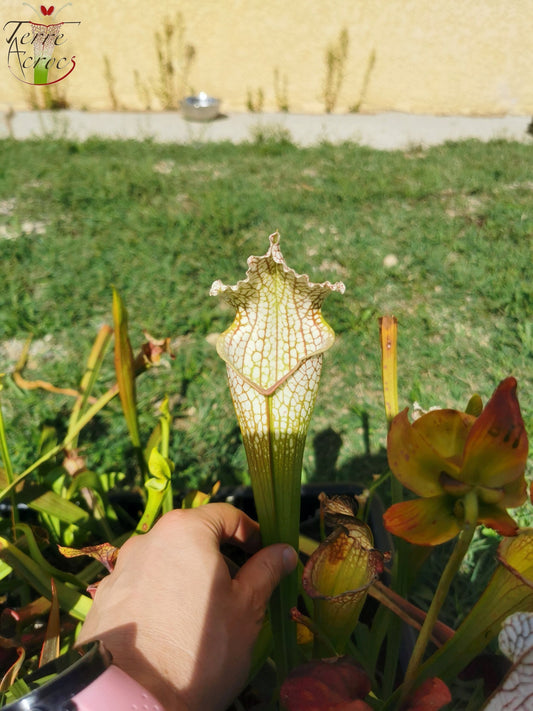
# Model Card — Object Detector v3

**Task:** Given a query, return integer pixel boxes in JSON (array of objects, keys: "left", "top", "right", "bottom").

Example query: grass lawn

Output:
[{"left": 0, "top": 135, "right": 532, "bottom": 521}]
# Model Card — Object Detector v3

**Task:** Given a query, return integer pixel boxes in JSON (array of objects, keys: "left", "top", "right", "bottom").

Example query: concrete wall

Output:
[{"left": 2, "top": 0, "right": 532, "bottom": 115}]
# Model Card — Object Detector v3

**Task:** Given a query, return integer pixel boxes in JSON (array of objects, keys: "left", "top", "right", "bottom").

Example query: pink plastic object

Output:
[{"left": 72, "top": 665, "right": 165, "bottom": 710}]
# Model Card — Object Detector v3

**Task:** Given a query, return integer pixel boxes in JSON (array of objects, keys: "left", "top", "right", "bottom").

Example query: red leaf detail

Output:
[
  {"left": 404, "top": 678, "right": 452, "bottom": 711},
  {"left": 462, "top": 377, "right": 528, "bottom": 490},
  {"left": 41, "top": 5, "right": 54, "bottom": 15},
  {"left": 58, "top": 542, "right": 119, "bottom": 573},
  {"left": 279, "top": 657, "right": 372, "bottom": 711}
]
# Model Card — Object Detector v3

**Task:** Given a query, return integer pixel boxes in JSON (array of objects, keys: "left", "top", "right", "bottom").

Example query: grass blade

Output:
[
  {"left": 112, "top": 288, "right": 145, "bottom": 474},
  {"left": 39, "top": 578, "right": 61, "bottom": 667},
  {"left": 67, "top": 324, "right": 113, "bottom": 445}
]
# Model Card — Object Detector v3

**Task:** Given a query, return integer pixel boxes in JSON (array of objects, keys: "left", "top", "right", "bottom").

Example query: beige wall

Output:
[{"left": 2, "top": 1, "right": 532, "bottom": 115}]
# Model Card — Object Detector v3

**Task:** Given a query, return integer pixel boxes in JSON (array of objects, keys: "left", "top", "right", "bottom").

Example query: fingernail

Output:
[{"left": 282, "top": 545, "right": 298, "bottom": 574}]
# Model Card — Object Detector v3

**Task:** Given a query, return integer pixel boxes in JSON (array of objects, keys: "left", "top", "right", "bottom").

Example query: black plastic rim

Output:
[{"left": 2, "top": 641, "right": 111, "bottom": 711}]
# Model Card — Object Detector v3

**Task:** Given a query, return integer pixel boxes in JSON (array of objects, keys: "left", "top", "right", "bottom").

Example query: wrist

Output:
[
  {"left": 77, "top": 634, "right": 193, "bottom": 711},
  {"left": 71, "top": 663, "right": 165, "bottom": 710},
  {"left": 1, "top": 641, "right": 173, "bottom": 711}
]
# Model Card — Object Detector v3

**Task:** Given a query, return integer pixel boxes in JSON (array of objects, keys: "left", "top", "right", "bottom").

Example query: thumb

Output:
[{"left": 236, "top": 544, "right": 298, "bottom": 605}]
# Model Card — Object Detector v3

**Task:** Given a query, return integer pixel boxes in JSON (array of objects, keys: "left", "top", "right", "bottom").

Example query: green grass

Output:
[{"left": 0, "top": 136, "right": 532, "bottom": 505}]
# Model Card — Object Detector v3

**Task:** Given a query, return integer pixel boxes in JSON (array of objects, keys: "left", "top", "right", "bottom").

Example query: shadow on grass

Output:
[{"left": 308, "top": 422, "right": 388, "bottom": 486}]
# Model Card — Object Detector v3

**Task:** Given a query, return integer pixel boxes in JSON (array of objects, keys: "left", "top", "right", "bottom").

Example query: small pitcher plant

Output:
[
  {"left": 300, "top": 494, "right": 386, "bottom": 658},
  {"left": 210, "top": 231, "right": 344, "bottom": 674}
]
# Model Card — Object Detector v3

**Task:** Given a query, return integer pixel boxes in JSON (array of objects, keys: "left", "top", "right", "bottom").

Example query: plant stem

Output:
[
  {"left": 399, "top": 491, "right": 478, "bottom": 704},
  {"left": 256, "top": 429, "right": 301, "bottom": 680},
  {"left": 245, "top": 417, "right": 302, "bottom": 682},
  {"left": 381, "top": 469, "right": 405, "bottom": 696},
  {"left": 370, "top": 580, "right": 454, "bottom": 647},
  {"left": 160, "top": 405, "right": 174, "bottom": 515},
  {"left": 269, "top": 572, "right": 299, "bottom": 680},
  {"left": 34, "top": 62, "right": 49, "bottom": 85},
  {"left": 0, "top": 385, "right": 18, "bottom": 534}
]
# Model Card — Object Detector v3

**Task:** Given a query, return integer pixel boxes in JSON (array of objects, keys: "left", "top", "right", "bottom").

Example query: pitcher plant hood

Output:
[{"left": 210, "top": 230, "right": 345, "bottom": 399}]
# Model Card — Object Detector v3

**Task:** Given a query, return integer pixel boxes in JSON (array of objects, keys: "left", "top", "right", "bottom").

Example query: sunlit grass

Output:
[{"left": 0, "top": 137, "right": 532, "bottom": 508}]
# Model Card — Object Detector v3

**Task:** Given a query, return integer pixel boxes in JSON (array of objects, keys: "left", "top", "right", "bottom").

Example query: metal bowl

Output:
[{"left": 180, "top": 92, "right": 221, "bottom": 122}]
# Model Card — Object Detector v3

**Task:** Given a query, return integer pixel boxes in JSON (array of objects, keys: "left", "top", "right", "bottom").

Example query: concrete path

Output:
[{"left": 1, "top": 109, "right": 531, "bottom": 149}]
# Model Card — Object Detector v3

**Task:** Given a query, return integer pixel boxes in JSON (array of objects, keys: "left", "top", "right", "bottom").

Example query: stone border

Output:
[{"left": 1, "top": 110, "right": 531, "bottom": 149}]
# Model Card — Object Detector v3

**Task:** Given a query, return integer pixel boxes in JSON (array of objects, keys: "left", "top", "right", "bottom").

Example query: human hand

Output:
[{"left": 76, "top": 503, "right": 298, "bottom": 711}]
